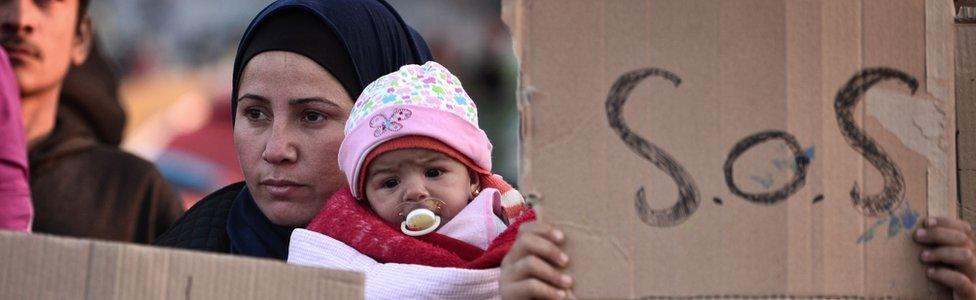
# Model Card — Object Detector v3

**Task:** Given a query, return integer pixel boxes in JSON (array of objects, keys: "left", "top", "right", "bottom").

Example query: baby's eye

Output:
[
  {"left": 424, "top": 169, "right": 443, "bottom": 178},
  {"left": 382, "top": 178, "right": 399, "bottom": 189}
]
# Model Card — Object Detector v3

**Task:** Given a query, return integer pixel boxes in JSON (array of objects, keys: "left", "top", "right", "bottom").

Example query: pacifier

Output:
[{"left": 398, "top": 198, "right": 445, "bottom": 236}]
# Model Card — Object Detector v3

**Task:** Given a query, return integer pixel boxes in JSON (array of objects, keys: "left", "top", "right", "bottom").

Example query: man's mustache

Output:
[{"left": 0, "top": 37, "right": 41, "bottom": 59}]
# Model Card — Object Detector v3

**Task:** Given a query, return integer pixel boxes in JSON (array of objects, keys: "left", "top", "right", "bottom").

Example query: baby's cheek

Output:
[
  {"left": 365, "top": 198, "right": 392, "bottom": 223},
  {"left": 382, "top": 205, "right": 404, "bottom": 224},
  {"left": 447, "top": 203, "right": 467, "bottom": 220}
]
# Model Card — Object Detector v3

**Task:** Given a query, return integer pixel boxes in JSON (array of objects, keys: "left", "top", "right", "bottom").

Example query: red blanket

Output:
[{"left": 306, "top": 187, "right": 535, "bottom": 269}]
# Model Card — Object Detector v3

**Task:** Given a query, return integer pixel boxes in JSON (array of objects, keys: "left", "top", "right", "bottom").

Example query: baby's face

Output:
[{"left": 364, "top": 148, "right": 478, "bottom": 227}]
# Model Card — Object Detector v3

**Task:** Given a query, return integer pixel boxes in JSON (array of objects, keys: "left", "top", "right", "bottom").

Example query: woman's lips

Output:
[{"left": 260, "top": 179, "right": 304, "bottom": 198}]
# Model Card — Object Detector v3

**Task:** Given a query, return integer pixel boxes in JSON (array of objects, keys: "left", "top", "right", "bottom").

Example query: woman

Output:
[
  {"left": 158, "top": 2, "right": 520, "bottom": 297},
  {"left": 499, "top": 218, "right": 976, "bottom": 299},
  {"left": 154, "top": 0, "right": 433, "bottom": 260}
]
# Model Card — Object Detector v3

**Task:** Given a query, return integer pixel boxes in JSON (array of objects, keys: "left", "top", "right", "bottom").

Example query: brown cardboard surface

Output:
[
  {"left": 961, "top": 170, "right": 976, "bottom": 225},
  {"left": 505, "top": 0, "right": 956, "bottom": 298},
  {"left": 959, "top": 23, "right": 976, "bottom": 224},
  {"left": 0, "top": 231, "right": 363, "bottom": 300},
  {"left": 960, "top": 24, "right": 976, "bottom": 169},
  {"left": 956, "top": 24, "right": 976, "bottom": 170}
]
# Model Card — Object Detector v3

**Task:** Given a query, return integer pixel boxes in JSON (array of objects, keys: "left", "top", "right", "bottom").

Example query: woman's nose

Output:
[{"left": 261, "top": 124, "right": 298, "bottom": 164}]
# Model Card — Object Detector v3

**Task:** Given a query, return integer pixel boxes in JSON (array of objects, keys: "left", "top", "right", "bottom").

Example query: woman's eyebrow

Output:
[
  {"left": 238, "top": 93, "right": 270, "bottom": 103},
  {"left": 289, "top": 97, "right": 342, "bottom": 109}
]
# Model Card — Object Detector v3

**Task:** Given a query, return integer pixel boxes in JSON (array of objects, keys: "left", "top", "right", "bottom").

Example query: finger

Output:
[
  {"left": 518, "top": 221, "right": 566, "bottom": 245},
  {"left": 504, "top": 222, "right": 542, "bottom": 267},
  {"left": 515, "top": 231, "right": 570, "bottom": 268},
  {"left": 921, "top": 247, "right": 976, "bottom": 275},
  {"left": 512, "top": 255, "right": 574, "bottom": 289},
  {"left": 502, "top": 279, "right": 567, "bottom": 300},
  {"left": 926, "top": 217, "right": 976, "bottom": 237},
  {"left": 504, "top": 223, "right": 569, "bottom": 268},
  {"left": 926, "top": 267, "right": 976, "bottom": 299},
  {"left": 915, "top": 227, "right": 972, "bottom": 247}
]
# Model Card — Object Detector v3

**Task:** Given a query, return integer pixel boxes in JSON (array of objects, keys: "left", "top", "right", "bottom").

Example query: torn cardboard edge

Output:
[
  {"left": 0, "top": 231, "right": 364, "bottom": 299},
  {"left": 926, "top": 0, "right": 957, "bottom": 219}
]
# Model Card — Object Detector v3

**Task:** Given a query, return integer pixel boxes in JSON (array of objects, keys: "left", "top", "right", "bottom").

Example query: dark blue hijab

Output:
[{"left": 227, "top": 0, "right": 433, "bottom": 260}]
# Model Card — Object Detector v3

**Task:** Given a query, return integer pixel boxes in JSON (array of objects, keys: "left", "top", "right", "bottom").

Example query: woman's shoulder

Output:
[{"left": 152, "top": 182, "right": 246, "bottom": 252}]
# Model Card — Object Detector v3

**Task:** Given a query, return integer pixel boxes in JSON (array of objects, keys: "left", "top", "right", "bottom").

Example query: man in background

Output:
[{"left": 0, "top": 0, "right": 183, "bottom": 243}]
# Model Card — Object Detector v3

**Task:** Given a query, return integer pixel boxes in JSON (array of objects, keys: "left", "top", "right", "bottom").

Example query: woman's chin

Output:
[
  {"left": 256, "top": 197, "right": 321, "bottom": 227},
  {"left": 266, "top": 208, "right": 316, "bottom": 227}
]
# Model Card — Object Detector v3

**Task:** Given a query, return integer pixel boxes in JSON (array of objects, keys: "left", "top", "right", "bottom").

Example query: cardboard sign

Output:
[
  {"left": 959, "top": 22, "right": 976, "bottom": 225},
  {"left": 0, "top": 232, "right": 363, "bottom": 299},
  {"left": 504, "top": 0, "right": 957, "bottom": 298}
]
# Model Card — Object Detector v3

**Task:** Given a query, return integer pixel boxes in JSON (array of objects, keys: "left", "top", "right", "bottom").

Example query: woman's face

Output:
[{"left": 235, "top": 51, "right": 354, "bottom": 227}]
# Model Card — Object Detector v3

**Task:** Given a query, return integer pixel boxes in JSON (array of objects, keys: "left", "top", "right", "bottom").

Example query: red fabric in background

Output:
[{"left": 166, "top": 101, "right": 242, "bottom": 208}]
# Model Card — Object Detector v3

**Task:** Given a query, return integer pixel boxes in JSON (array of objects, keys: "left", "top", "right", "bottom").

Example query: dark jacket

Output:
[
  {"left": 29, "top": 42, "right": 183, "bottom": 244},
  {"left": 29, "top": 112, "right": 184, "bottom": 243},
  {"left": 58, "top": 40, "right": 125, "bottom": 147},
  {"left": 153, "top": 182, "right": 243, "bottom": 252}
]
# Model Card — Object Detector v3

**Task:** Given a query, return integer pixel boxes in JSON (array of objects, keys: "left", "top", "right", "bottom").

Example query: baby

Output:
[{"left": 289, "top": 62, "right": 533, "bottom": 296}]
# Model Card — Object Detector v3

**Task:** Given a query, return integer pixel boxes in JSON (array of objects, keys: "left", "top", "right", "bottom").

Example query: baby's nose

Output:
[{"left": 403, "top": 180, "right": 430, "bottom": 202}]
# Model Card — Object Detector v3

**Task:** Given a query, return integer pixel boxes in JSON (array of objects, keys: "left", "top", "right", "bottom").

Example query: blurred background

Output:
[{"left": 86, "top": 0, "right": 519, "bottom": 208}]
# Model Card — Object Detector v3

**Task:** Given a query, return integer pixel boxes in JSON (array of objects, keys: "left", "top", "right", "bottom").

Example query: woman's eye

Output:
[
  {"left": 424, "top": 169, "right": 443, "bottom": 178},
  {"left": 382, "top": 178, "right": 399, "bottom": 189},
  {"left": 244, "top": 108, "right": 267, "bottom": 121},
  {"left": 302, "top": 111, "right": 327, "bottom": 123}
]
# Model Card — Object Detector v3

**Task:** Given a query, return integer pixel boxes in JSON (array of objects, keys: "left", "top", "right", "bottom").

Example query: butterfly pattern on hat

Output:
[
  {"left": 369, "top": 108, "right": 413, "bottom": 137},
  {"left": 347, "top": 62, "right": 479, "bottom": 134}
]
